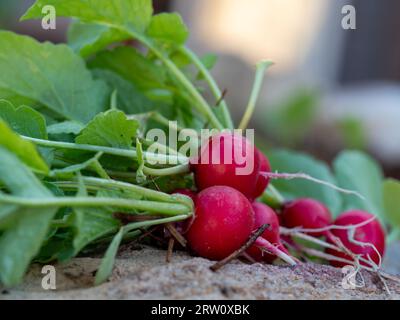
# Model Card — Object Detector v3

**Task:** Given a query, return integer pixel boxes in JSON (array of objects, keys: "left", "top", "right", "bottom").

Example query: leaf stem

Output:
[
  {"left": 180, "top": 47, "right": 233, "bottom": 129},
  {"left": 22, "top": 136, "right": 189, "bottom": 165},
  {"left": 59, "top": 176, "right": 194, "bottom": 209},
  {"left": 143, "top": 164, "right": 189, "bottom": 176},
  {"left": 238, "top": 60, "right": 273, "bottom": 130},
  {"left": 261, "top": 184, "right": 285, "bottom": 208},
  {"left": 0, "top": 194, "right": 191, "bottom": 216},
  {"left": 91, "top": 159, "right": 110, "bottom": 179},
  {"left": 123, "top": 214, "right": 189, "bottom": 233},
  {"left": 126, "top": 28, "right": 224, "bottom": 130},
  {"left": 139, "top": 137, "right": 183, "bottom": 157}
]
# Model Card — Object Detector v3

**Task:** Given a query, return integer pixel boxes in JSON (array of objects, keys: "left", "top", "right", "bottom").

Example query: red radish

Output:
[
  {"left": 326, "top": 210, "right": 385, "bottom": 268},
  {"left": 281, "top": 198, "right": 332, "bottom": 237},
  {"left": 190, "top": 132, "right": 260, "bottom": 199},
  {"left": 186, "top": 187, "right": 296, "bottom": 265},
  {"left": 186, "top": 186, "right": 255, "bottom": 260},
  {"left": 246, "top": 202, "right": 289, "bottom": 263},
  {"left": 251, "top": 149, "right": 271, "bottom": 200}
]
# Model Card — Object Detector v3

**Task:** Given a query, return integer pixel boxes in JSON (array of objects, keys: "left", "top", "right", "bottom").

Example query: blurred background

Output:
[{"left": 1, "top": 0, "right": 399, "bottom": 177}]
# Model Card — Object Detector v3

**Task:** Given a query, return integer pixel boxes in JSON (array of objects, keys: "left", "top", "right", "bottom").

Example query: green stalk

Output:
[
  {"left": 22, "top": 136, "right": 189, "bottom": 165},
  {"left": 0, "top": 194, "right": 190, "bottom": 216},
  {"left": 238, "top": 60, "right": 274, "bottom": 130},
  {"left": 143, "top": 164, "right": 189, "bottom": 177},
  {"left": 123, "top": 214, "right": 190, "bottom": 233},
  {"left": 180, "top": 47, "right": 234, "bottom": 129},
  {"left": 106, "top": 170, "right": 137, "bottom": 179},
  {"left": 123, "top": 27, "right": 224, "bottom": 130},
  {"left": 260, "top": 184, "right": 285, "bottom": 209},
  {"left": 59, "top": 176, "right": 194, "bottom": 209},
  {"left": 139, "top": 138, "right": 183, "bottom": 157},
  {"left": 110, "top": 90, "right": 118, "bottom": 110},
  {"left": 91, "top": 159, "right": 110, "bottom": 179},
  {"left": 268, "top": 184, "right": 285, "bottom": 203}
]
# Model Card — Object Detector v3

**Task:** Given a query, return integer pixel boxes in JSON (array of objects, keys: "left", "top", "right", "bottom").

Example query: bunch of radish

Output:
[
  {"left": 176, "top": 131, "right": 386, "bottom": 270},
  {"left": 280, "top": 199, "right": 385, "bottom": 268},
  {"left": 183, "top": 132, "right": 295, "bottom": 265}
]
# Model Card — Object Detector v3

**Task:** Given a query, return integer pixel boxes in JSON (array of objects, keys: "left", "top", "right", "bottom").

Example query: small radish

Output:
[
  {"left": 246, "top": 202, "right": 290, "bottom": 263},
  {"left": 186, "top": 187, "right": 296, "bottom": 265},
  {"left": 186, "top": 186, "right": 255, "bottom": 260},
  {"left": 190, "top": 132, "right": 260, "bottom": 199},
  {"left": 281, "top": 198, "right": 332, "bottom": 237},
  {"left": 326, "top": 210, "right": 385, "bottom": 268},
  {"left": 251, "top": 149, "right": 271, "bottom": 200}
]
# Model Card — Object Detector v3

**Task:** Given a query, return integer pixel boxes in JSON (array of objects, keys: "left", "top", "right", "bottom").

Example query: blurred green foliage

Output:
[
  {"left": 260, "top": 89, "right": 367, "bottom": 151},
  {"left": 261, "top": 90, "right": 318, "bottom": 146},
  {"left": 336, "top": 117, "right": 367, "bottom": 150}
]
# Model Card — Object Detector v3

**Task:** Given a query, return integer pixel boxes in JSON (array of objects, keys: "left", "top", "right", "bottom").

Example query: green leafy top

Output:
[
  {"left": 0, "top": 147, "right": 57, "bottom": 286},
  {"left": 76, "top": 110, "right": 139, "bottom": 148},
  {"left": 147, "top": 13, "right": 189, "bottom": 46},
  {"left": 21, "top": 0, "right": 228, "bottom": 130},
  {"left": 0, "top": 100, "right": 47, "bottom": 139},
  {"left": 22, "top": 0, "right": 153, "bottom": 32},
  {"left": 0, "top": 0, "right": 394, "bottom": 288},
  {"left": 0, "top": 31, "right": 109, "bottom": 124},
  {"left": 0, "top": 119, "right": 48, "bottom": 174}
]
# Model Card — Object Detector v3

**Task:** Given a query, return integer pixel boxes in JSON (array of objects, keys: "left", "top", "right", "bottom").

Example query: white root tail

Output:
[
  {"left": 255, "top": 237, "right": 297, "bottom": 266},
  {"left": 260, "top": 171, "right": 365, "bottom": 200}
]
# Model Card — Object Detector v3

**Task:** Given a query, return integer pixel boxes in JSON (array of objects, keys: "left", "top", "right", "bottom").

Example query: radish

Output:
[
  {"left": 186, "top": 186, "right": 296, "bottom": 265},
  {"left": 325, "top": 210, "right": 385, "bottom": 268},
  {"left": 186, "top": 186, "right": 255, "bottom": 260},
  {"left": 251, "top": 149, "right": 271, "bottom": 200},
  {"left": 281, "top": 198, "right": 332, "bottom": 237},
  {"left": 190, "top": 132, "right": 260, "bottom": 199},
  {"left": 246, "top": 202, "right": 290, "bottom": 263}
]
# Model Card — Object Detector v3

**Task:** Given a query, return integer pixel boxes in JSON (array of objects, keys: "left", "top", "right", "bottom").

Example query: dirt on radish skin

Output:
[
  {"left": 281, "top": 198, "right": 332, "bottom": 237},
  {"left": 326, "top": 210, "right": 386, "bottom": 268},
  {"left": 186, "top": 186, "right": 255, "bottom": 260},
  {"left": 246, "top": 202, "right": 288, "bottom": 263},
  {"left": 190, "top": 132, "right": 260, "bottom": 199}
]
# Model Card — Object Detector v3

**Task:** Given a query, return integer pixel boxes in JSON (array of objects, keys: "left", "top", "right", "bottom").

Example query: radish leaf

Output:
[
  {"left": 383, "top": 179, "right": 400, "bottom": 228},
  {"left": 334, "top": 150, "right": 385, "bottom": 221},
  {"left": 0, "top": 31, "right": 109, "bottom": 124},
  {"left": 0, "top": 100, "right": 47, "bottom": 139},
  {"left": 147, "top": 13, "right": 189, "bottom": 46},
  {"left": 268, "top": 149, "right": 342, "bottom": 216},
  {"left": 76, "top": 110, "right": 139, "bottom": 149},
  {"left": 0, "top": 148, "right": 57, "bottom": 286},
  {"left": 0, "top": 120, "right": 48, "bottom": 174}
]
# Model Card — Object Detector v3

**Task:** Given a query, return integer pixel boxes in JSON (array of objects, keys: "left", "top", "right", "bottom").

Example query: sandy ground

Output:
[{"left": 2, "top": 244, "right": 400, "bottom": 300}]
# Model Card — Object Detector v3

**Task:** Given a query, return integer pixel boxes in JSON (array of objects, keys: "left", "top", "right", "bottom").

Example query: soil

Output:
[{"left": 2, "top": 244, "right": 400, "bottom": 300}]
